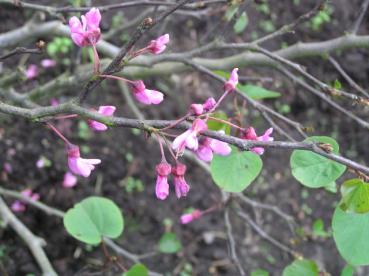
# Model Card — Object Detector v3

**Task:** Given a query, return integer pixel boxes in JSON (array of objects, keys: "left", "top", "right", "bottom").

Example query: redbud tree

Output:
[{"left": 0, "top": 0, "right": 369, "bottom": 275}]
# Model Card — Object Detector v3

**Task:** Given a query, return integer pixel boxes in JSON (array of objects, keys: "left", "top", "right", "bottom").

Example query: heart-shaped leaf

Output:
[
  {"left": 332, "top": 206, "right": 369, "bottom": 265},
  {"left": 123, "top": 264, "right": 148, "bottom": 276},
  {"left": 64, "top": 196, "right": 124, "bottom": 245},
  {"left": 290, "top": 136, "right": 346, "bottom": 188},
  {"left": 340, "top": 178, "right": 369, "bottom": 213},
  {"left": 211, "top": 147, "right": 262, "bottom": 192},
  {"left": 158, "top": 232, "right": 182, "bottom": 254},
  {"left": 282, "top": 259, "right": 319, "bottom": 276}
]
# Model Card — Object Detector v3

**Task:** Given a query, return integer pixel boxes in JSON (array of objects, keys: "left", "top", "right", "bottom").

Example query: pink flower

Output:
[
  {"left": 67, "top": 144, "right": 101, "bottom": 177},
  {"left": 63, "top": 172, "right": 78, "bottom": 188},
  {"left": 203, "top": 97, "right": 216, "bottom": 112},
  {"left": 69, "top": 7, "right": 101, "bottom": 47},
  {"left": 130, "top": 80, "right": 164, "bottom": 105},
  {"left": 180, "top": 209, "right": 202, "bottom": 224},
  {"left": 25, "top": 64, "right": 38, "bottom": 80},
  {"left": 172, "top": 163, "right": 190, "bottom": 199},
  {"left": 241, "top": 127, "right": 274, "bottom": 155},
  {"left": 36, "top": 158, "right": 45, "bottom": 168},
  {"left": 3, "top": 162, "right": 12, "bottom": 173},
  {"left": 147, "top": 34, "right": 170, "bottom": 54},
  {"left": 50, "top": 98, "right": 59, "bottom": 106},
  {"left": 189, "top": 97, "right": 217, "bottom": 116},
  {"left": 224, "top": 68, "right": 239, "bottom": 92},
  {"left": 195, "top": 131, "right": 232, "bottom": 162},
  {"left": 172, "top": 119, "right": 208, "bottom": 154},
  {"left": 88, "top": 105, "right": 116, "bottom": 131},
  {"left": 41, "top": 59, "right": 56, "bottom": 68},
  {"left": 155, "top": 162, "right": 172, "bottom": 200},
  {"left": 11, "top": 189, "right": 40, "bottom": 213}
]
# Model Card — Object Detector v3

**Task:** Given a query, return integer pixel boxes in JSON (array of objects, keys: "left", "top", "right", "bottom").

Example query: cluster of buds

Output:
[
  {"left": 240, "top": 127, "right": 274, "bottom": 155},
  {"left": 11, "top": 189, "right": 40, "bottom": 213},
  {"left": 155, "top": 162, "right": 190, "bottom": 200},
  {"left": 25, "top": 59, "right": 56, "bottom": 80}
]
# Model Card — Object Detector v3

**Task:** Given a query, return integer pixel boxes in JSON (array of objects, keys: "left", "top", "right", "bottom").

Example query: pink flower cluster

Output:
[
  {"left": 180, "top": 209, "right": 202, "bottom": 224},
  {"left": 196, "top": 130, "right": 232, "bottom": 162},
  {"left": 241, "top": 127, "right": 274, "bottom": 155},
  {"left": 11, "top": 189, "right": 40, "bottom": 213},
  {"left": 155, "top": 162, "right": 190, "bottom": 200},
  {"left": 67, "top": 144, "right": 101, "bottom": 177},
  {"left": 69, "top": 7, "right": 101, "bottom": 47},
  {"left": 190, "top": 97, "right": 216, "bottom": 116},
  {"left": 25, "top": 59, "right": 56, "bottom": 80},
  {"left": 88, "top": 105, "right": 116, "bottom": 131}
]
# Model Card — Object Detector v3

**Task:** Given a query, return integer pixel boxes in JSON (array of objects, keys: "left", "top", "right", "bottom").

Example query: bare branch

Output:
[
  {"left": 351, "top": 0, "right": 369, "bottom": 34},
  {"left": 0, "top": 196, "right": 57, "bottom": 276},
  {"left": 0, "top": 47, "right": 42, "bottom": 61}
]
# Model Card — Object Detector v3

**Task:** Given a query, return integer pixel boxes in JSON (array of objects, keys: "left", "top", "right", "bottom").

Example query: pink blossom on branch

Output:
[
  {"left": 155, "top": 162, "right": 172, "bottom": 200},
  {"left": 147, "top": 34, "right": 170, "bottom": 54},
  {"left": 88, "top": 105, "right": 116, "bottom": 131},
  {"left": 67, "top": 144, "right": 101, "bottom": 177},
  {"left": 180, "top": 209, "right": 202, "bottom": 224},
  {"left": 63, "top": 172, "right": 78, "bottom": 188},
  {"left": 130, "top": 80, "right": 164, "bottom": 105},
  {"left": 25, "top": 64, "right": 38, "bottom": 80},
  {"left": 189, "top": 97, "right": 217, "bottom": 116},
  {"left": 69, "top": 7, "right": 101, "bottom": 47},
  {"left": 172, "top": 163, "right": 190, "bottom": 199},
  {"left": 241, "top": 127, "right": 274, "bottom": 155},
  {"left": 11, "top": 189, "right": 40, "bottom": 213},
  {"left": 41, "top": 59, "right": 56, "bottom": 68},
  {"left": 224, "top": 68, "right": 239, "bottom": 92},
  {"left": 172, "top": 119, "right": 208, "bottom": 154},
  {"left": 195, "top": 130, "right": 232, "bottom": 162}
]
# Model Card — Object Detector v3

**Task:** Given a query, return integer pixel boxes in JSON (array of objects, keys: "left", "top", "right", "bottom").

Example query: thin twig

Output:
[
  {"left": 351, "top": 0, "right": 369, "bottom": 34},
  {"left": 328, "top": 56, "right": 369, "bottom": 98},
  {"left": 0, "top": 47, "right": 42, "bottom": 60},
  {"left": 234, "top": 206, "right": 296, "bottom": 256}
]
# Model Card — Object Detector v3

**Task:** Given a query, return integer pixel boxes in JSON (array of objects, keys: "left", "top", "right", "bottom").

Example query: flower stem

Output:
[
  {"left": 207, "top": 116, "right": 243, "bottom": 130},
  {"left": 92, "top": 44, "right": 100, "bottom": 74},
  {"left": 46, "top": 123, "right": 71, "bottom": 145},
  {"left": 99, "top": 74, "right": 134, "bottom": 84}
]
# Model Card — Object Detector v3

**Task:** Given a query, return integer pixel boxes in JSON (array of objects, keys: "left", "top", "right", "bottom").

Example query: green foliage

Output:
[
  {"left": 224, "top": 4, "right": 239, "bottom": 21},
  {"left": 339, "top": 178, "right": 369, "bottom": 213},
  {"left": 290, "top": 136, "right": 346, "bottom": 188},
  {"left": 211, "top": 147, "right": 263, "bottom": 192},
  {"left": 234, "top": 12, "right": 249, "bottom": 34},
  {"left": 282, "top": 259, "right": 319, "bottom": 276},
  {"left": 207, "top": 111, "right": 231, "bottom": 135},
  {"left": 251, "top": 268, "right": 269, "bottom": 276},
  {"left": 158, "top": 232, "right": 182, "bottom": 254},
  {"left": 47, "top": 37, "right": 72, "bottom": 57},
  {"left": 341, "top": 265, "right": 355, "bottom": 276},
  {"left": 259, "top": 20, "right": 276, "bottom": 33},
  {"left": 78, "top": 121, "right": 92, "bottom": 140},
  {"left": 309, "top": 6, "right": 333, "bottom": 31},
  {"left": 312, "top": 218, "right": 330, "bottom": 238},
  {"left": 332, "top": 206, "right": 369, "bottom": 265},
  {"left": 238, "top": 84, "right": 281, "bottom": 100},
  {"left": 123, "top": 264, "right": 148, "bottom": 276},
  {"left": 123, "top": 177, "right": 144, "bottom": 193},
  {"left": 63, "top": 197, "right": 124, "bottom": 245}
]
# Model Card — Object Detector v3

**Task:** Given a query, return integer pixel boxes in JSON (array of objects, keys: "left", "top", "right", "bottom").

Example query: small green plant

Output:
[
  {"left": 308, "top": 6, "right": 333, "bottom": 31},
  {"left": 47, "top": 37, "right": 73, "bottom": 57},
  {"left": 123, "top": 177, "right": 144, "bottom": 193}
]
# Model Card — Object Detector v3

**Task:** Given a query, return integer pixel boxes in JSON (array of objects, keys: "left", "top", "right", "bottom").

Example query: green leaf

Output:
[
  {"left": 123, "top": 264, "right": 148, "bottom": 276},
  {"left": 225, "top": 4, "right": 239, "bottom": 21},
  {"left": 63, "top": 197, "right": 124, "bottom": 245},
  {"left": 312, "top": 218, "right": 330, "bottom": 238},
  {"left": 207, "top": 111, "right": 231, "bottom": 135},
  {"left": 158, "top": 232, "right": 182, "bottom": 254},
  {"left": 282, "top": 259, "right": 319, "bottom": 276},
  {"left": 340, "top": 265, "right": 355, "bottom": 276},
  {"left": 290, "top": 136, "right": 346, "bottom": 188},
  {"left": 234, "top": 12, "right": 248, "bottom": 34},
  {"left": 332, "top": 206, "right": 369, "bottom": 265},
  {"left": 251, "top": 268, "right": 269, "bottom": 276},
  {"left": 211, "top": 147, "right": 262, "bottom": 192},
  {"left": 78, "top": 120, "right": 92, "bottom": 140},
  {"left": 340, "top": 178, "right": 369, "bottom": 213},
  {"left": 238, "top": 84, "right": 281, "bottom": 100}
]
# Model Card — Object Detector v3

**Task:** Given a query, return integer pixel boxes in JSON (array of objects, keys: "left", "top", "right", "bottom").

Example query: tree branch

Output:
[{"left": 0, "top": 196, "right": 57, "bottom": 276}]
